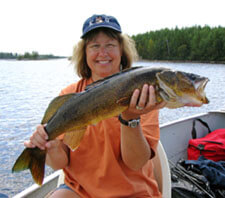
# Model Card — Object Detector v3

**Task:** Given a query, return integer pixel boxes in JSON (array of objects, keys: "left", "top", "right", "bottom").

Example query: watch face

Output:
[{"left": 129, "top": 120, "right": 139, "bottom": 128}]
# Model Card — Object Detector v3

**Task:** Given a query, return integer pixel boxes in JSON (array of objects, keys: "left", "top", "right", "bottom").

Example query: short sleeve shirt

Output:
[{"left": 59, "top": 78, "right": 162, "bottom": 198}]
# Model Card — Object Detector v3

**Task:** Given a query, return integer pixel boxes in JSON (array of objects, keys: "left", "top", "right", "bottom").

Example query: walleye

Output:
[{"left": 12, "top": 66, "right": 209, "bottom": 185}]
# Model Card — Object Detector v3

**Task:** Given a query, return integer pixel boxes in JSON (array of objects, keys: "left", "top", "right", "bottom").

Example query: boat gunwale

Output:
[{"left": 160, "top": 110, "right": 225, "bottom": 129}]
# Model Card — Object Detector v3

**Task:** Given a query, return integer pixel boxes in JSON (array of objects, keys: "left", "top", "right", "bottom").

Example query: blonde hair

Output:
[{"left": 71, "top": 28, "right": 138, "bottom": 79}]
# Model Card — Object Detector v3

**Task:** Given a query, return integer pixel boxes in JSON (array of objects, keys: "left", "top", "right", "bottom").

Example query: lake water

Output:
[{"left": 0, "top": 59, "right": 225, "bottom": 197}]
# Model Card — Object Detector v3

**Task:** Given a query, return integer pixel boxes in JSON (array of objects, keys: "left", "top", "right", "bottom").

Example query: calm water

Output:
[{"left": 0, "top": 59, "right": 225, "bottom": 197}]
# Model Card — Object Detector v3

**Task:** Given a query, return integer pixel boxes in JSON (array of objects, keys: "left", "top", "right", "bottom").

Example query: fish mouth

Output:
[{"left": 196, "top": 78, "right": 209, "bottom": 104}]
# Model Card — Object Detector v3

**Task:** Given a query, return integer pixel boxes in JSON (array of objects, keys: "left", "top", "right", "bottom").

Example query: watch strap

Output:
[{"left": 118, "top": 114, "right": 140, "bottom": 128}]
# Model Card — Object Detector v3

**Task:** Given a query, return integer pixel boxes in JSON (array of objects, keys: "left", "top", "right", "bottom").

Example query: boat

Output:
[{"left": 13, "top": 110, "right": 225, "bottom": 198}]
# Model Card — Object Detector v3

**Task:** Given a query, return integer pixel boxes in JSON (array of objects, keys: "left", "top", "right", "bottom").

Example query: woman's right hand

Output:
[{"left": 24, "top": 124, "right": 48, "bottom": 150}]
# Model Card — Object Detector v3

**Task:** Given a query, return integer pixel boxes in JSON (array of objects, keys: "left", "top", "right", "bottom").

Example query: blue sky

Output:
[{"left": 1, "top": 0, "right": 224, "bottom": 56}]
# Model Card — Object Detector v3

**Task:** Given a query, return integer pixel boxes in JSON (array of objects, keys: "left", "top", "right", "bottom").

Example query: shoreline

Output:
[
  {"left": 0, "top": 57, "right": 68, "bottom": 61},
  {"left": 0, "top": 58, "right": 224, "bottom": 65},
  {"left": 139, "top": 59, "right": 225, "bottom": 65}
]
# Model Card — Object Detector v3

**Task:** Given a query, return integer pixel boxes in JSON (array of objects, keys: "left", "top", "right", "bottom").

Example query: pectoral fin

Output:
[
  {"left": 41, "top": 93, "right": 77, "bottom": 124},
  {"left": 63, "top": 128, "right": 86, "bottom": 151},
  {"left": 116, "top": 97, "right": 130, "bottom": 106}
]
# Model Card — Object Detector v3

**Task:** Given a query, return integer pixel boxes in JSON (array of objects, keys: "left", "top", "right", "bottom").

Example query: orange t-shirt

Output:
[{"left": 59, "top": 78, "right": 162, "bottom": 198}]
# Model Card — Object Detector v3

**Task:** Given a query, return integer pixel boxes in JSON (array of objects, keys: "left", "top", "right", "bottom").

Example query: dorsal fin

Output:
[
  {"left": 85, "top": 67, "right": 142, "bottom": 91},
  {"left": 41, "top": 93, "right": 78, "bottom": 124}
]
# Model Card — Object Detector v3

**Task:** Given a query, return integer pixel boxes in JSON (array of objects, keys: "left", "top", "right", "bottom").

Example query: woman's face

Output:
[{"left": 85, "top": 31, "right": 122, "bottom": 81}]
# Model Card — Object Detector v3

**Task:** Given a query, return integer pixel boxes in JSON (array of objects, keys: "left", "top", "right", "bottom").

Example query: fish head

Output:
[{"left": 156, "top": 70, "right": 209, "bottom": 108}]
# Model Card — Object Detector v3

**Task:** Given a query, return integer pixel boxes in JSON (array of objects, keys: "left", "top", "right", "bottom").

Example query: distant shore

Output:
[
  {"left": 1, "top": 53, "right": 224, "bottom": 64},
  {"left": 0, "top": 52, "right": 67, "bottom": 60},
  {"left": 139, "top": 59, "right": 225, "bottom": 65},
  {"left": 17, "top": 57, "right": 67, "bottom": 61}
]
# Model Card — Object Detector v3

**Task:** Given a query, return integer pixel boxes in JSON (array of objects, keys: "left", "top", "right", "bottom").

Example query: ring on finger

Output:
[{"left": 136, "top": 105, "right": 144, "bottom": 110}]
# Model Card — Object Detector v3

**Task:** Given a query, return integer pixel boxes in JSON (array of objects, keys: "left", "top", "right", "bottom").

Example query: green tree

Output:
[{"left": 132, "top": 25, "right": 225, "bottom": 62}]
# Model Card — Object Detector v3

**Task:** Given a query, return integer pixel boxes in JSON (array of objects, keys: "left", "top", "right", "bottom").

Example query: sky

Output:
[{"left": 0, "top": 0, "right": 225, "bottom": 56}]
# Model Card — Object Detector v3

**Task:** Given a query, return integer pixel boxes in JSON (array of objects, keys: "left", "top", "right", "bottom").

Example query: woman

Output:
[{"left": 25, "top": 14, "right": 166, "bottom": 198}]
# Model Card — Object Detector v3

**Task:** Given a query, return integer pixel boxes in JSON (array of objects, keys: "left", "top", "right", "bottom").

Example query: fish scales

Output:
[{"left": 46, "top": 67, "right": 163, "bottom": 140}]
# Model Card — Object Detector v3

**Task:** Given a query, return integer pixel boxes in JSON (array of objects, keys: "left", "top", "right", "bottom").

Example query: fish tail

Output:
[{"left": 12, "top": 147, "right": 46, "bottom": 185}]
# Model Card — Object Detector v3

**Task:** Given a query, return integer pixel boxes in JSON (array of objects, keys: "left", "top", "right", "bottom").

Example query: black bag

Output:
[
  {"left": 182, "top": 157, "right": 225, "bottom": 198},
  {"left": 171, "top": 159, "right": 215, "bottom": 198},
  {"left": 171, "top": 158, "right": 225, "bottom": 198}
]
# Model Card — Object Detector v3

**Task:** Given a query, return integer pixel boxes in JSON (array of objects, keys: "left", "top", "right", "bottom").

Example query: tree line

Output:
[
  {"left": 132, "top": 26, "right": 225, "bottom": 62},
  {"left": 1, "top": 26, "right": 224, "bottom": 62},
  {"left": 0, "top": 51, "right": 65, "bottom": 60}
]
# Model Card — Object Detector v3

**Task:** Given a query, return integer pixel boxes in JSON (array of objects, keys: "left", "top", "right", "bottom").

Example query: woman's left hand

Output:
[{"left": 122, "top": 84, "right": 166, "bottom": 120}]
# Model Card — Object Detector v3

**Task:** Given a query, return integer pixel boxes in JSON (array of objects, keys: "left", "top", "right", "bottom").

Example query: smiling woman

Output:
[
  {"left": 72, "top": 25, "right": 138, "bottom": 80},
  {"left": 17, "top": 14, "right": 165, "bottom": 198},
  {"left": 85, "top": 31, "right": 122, "bottom": 81}
]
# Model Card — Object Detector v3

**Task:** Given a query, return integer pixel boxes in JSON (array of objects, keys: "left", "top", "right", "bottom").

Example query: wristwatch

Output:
[{"left": 118, "top": 114, "right": 140, "bottom": 128}]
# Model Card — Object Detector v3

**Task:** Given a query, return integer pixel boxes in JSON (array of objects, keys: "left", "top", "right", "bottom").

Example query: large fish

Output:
[{"left": 12, "top": 66, "right": 209, "bottom": 185}]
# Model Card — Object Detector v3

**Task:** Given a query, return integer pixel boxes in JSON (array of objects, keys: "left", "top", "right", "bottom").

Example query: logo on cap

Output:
[{"left": 96, "top": 16, "right": 104, "bottom": 23}]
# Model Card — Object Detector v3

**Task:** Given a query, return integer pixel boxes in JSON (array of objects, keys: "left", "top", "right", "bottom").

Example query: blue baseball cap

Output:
[{"left": 81, "top": 14, "right": 122, "bottom": 38}]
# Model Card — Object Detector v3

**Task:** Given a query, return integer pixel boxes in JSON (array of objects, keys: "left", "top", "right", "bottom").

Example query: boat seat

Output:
[
  {"left": 57, "top": 141, "right": 171, "bottom": 197},
  {"left": 57, "top": 170, "right": 65, "bottom": 187},
  {"left": 152, "top": 141, "right": 171, "bottom": 197}
]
